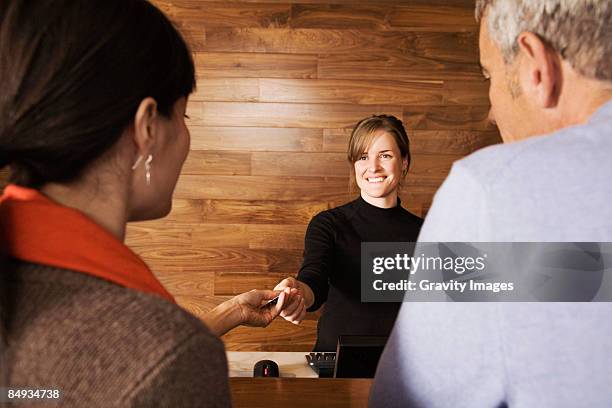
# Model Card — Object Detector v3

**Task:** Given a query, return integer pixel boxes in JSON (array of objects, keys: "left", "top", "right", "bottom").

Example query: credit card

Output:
[{"left": 261, "top": 295, "right": 280, "bottom": 308}]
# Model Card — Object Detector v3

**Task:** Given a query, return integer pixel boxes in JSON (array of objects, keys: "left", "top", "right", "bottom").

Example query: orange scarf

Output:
[{"left": 0, "top": 184, "right": 174, "bottom": 302}]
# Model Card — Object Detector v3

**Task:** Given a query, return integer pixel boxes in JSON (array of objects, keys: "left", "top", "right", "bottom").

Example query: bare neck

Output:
[
  {"left": 557, "top": 69, "right": 612, "bottom": 128},
  {"left": 41, "top": 177, "right": 130, "bottom": 242}
]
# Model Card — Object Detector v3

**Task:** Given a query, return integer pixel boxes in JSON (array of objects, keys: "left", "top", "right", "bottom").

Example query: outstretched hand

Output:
[
  {"left": 233, "top": 288, "right": 293, "bottom": 328},
  {"left": 274, "top": 277, "right": 309, "bottom": 324}
]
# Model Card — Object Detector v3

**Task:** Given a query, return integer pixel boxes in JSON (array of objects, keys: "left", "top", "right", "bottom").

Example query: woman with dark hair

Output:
[
  {"left": 0, "top": 1, "right": 293, "bottom": 405},
  {"left": 275, "top": 115, "right": 423, "bottom": 351}
]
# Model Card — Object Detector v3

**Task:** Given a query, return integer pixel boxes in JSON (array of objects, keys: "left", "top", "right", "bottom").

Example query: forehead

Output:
[{"left": 364, "top": 130, "right": 400, "bottom": 152}]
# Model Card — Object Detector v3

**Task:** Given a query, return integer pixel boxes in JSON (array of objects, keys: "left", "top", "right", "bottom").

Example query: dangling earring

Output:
[
  {"left": 131, "top": 155, "right": 144, "bottom": 170},
  {"left": 145, "top": 154, "right": 153, "bottom": 185},
  {"left": 131, "top": 154, "right": 153, "bottom": 186}
]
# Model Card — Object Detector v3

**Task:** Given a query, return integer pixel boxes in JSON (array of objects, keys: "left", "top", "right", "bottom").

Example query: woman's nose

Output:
[{"left": 369, "top": 157, "right": 381, "bottom": 172}]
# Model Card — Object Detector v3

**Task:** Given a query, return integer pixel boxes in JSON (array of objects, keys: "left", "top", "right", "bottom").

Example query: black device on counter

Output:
[
  {"left": 253, "top": 360, "right": 279, "bottom": 377},
  {"left": 305, "top": 352, "right": 336, "bottom": 378},
  {"left": 333, "top": 335, "right": 387, "bottom": 378},
  {"left": 305, "top": 335, "right": 387, "bottom": 378}
]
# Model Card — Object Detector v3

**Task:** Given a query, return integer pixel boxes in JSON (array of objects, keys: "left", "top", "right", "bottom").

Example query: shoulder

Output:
[
  {"left": 12, "top": 262, "right": 224, "bottom": 361},
  {"left": 397, "top": 206, "right": 424, "bottom": 227},
  {"left": 308, "top": 199, "right": 358, "bottom": 227},
  {"left": 6, "top": 263, "right": 229, "bottom": 405},
  {"left": 453, "top": 120, "right": 608, "bottom": 191}
]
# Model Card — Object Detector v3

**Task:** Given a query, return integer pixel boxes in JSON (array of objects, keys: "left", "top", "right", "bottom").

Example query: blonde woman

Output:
[{"left": 275, "top": 115, "right": 423, "bottom": 351}]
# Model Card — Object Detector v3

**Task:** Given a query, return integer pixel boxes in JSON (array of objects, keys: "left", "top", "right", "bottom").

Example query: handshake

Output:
[
  {"left": 206, "top": 277, "right": 316, "bottom": 336},
  {"left": 208, "top": 278, "right": 314, "bottom": 336},
  {"left": 271, "top": 277, "right": 315, "bottom": 325}
]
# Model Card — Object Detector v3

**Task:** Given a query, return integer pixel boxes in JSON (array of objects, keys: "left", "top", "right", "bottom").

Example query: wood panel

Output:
[
  {"left": 189, "top": 126, "right": 323, "bottom": 152},
  {"left": 158, "top": 0, "right": 473, "bottom": 5},
  {"left": 187, "top": 102, "right": 403, "bottom": 128},
  {"left": 318, "top": 53, "right": 481, "bottom": 81},
  {"left": 156, "top": 1, "right": 291, "bottom": 28},
  {"left": 182, "top": 151, "right": 251, "bottom": 175},
  {"left": 229, "top": 378, "right": 372, "bottom": 408},
  {"left": 222, "top": 318, "right": 317, "bottom": 345},
  {"left": 174, "top": 175, "right": 356, "bottom": 200},
  {"left": 130, "top": 246, "right": 303, "bottom": 273},
  {"left": 289, "top": 3, "right": 477, "bottom": 32},
  {"left": 203, "top": 28, "right": 477, "bottom": 59},
  {"left": 194, "top": 52, "right": 318, "bottom": 79},
  {"left": 201, "top": 199, "right": 327, "bottom": 224},
  {"left": 258, "top": 78, "right": 446, "bottom": 105},
  {"left": 289, "top": 4, "right": 391, "bottom": 30},
  {"left": 404, "top": 105, "right": 493, "bottom": 130},
  {"left": 191, "top": 78, "right": 260, "bottom": 102},
  {"left": 214, "top": 272, "right": 289, "bottom": 295},
  {"left": 133, "top": 0, "right": 494, "bottom": 351},
  {"left": 389, "top": 4, "right": 477, "bottom": 32}
]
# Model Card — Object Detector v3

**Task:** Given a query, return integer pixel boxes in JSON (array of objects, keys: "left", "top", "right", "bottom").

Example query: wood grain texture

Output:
[
  {"left": 131, "top": 246, "right": 303, "bottom": 273},
  {"left": 222, "top": 318, "right": 317, "bottom": 345},
  {"left": 204, "top": 28, "right": 477, "bottom": 58},
  {"left": 403, "top": 105, "right": 493, "bottom": 130},
  {"left": 214, "top": 272, "right": 289, "bottom": 295},
  {"left": 201, "top": 199, "right": 328, "bottom": 224},
  {"left": 156, "top": 1, "right": 291, "bottom": 28},
  {"left": 187, "top": 101, "right": 403, "bottom": 128},
  {"left": 134, "top": 0, "right": 492, "bottom": 351},
  {"left": 191, "top": 78, "right": 260, "bottom": 102},
  {"left": 189, "top": 126, "right": 323, "bottom": 152},
  {"left": 182, "top": 151, "right": 251, "bottom": 175},
  {"left": 290, "top": 4, "right": 391, "bottom": 30},
  {"left": 174, "top": 175, "right": 356, "bottom": 200},
  {"left": 318, "top": 52, "right": 481, "bottom": 81},
  {"left": 389, "top": 4, "right": 477, "bottom": 31},
  {"left": 258, "top": 78, "right": 445, "bottom": 105},
  {"left": 230, "top": 378, "right": 372, "bottom": 408},
  {"left": 194, "top": 52, "right": 318, "bottom": 79}
]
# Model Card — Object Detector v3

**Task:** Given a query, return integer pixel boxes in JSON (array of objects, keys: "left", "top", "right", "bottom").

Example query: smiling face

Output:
[{"left": 353, "top": 130, "right": 407, "bottom": 208}]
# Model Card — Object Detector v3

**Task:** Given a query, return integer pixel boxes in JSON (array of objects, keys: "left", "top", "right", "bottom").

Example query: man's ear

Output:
[
  {"left": 516, "top": 32, "right": 562, "bottom": 108},
  {"left": 132, "top": 97, "right": 158, "bottom": 156}
]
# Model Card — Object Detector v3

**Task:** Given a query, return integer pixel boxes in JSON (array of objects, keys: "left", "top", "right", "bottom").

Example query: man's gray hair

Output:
[{"left": 475, "top": 0, "right": 611, "bottom": 81}]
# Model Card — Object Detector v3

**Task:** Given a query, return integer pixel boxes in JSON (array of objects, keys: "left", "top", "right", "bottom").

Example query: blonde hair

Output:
[
  {"left": 475, "top": 0, "right": 612, "bottom": 81},
  {"left": 347, "top": 115, "right": 411, "bottom": 189}
]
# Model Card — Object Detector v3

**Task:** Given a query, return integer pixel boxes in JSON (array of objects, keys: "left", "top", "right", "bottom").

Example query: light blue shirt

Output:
[{"left": 370, "top": 100, "right": 612, "bottom": 407}]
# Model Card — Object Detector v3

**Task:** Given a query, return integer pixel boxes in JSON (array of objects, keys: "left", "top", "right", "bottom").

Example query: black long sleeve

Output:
[{"left": 297, "top": 196, "right": 423, "bottom": 351}]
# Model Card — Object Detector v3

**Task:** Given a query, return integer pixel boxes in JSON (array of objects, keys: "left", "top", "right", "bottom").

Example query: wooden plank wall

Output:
[{"left": 1, "top": 0, "right": 501, "bottom": 351}]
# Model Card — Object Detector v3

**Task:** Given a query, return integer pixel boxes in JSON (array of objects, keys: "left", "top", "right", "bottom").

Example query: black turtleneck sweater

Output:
[{"left": 297, "top": 196, "right": 423, "bottom": 351}]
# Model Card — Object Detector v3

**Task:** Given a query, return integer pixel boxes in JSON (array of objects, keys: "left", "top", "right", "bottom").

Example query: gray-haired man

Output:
[{"left": 370, "top": 1, "right": 612, "bottom": 407}]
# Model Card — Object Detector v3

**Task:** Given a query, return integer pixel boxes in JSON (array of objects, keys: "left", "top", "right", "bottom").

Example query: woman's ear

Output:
[
  {"left": 132, "top": 97, "right": 158, "bottom": 156},
  {"left": 402, "top": 157, "right": 409, "bottom": 175}
]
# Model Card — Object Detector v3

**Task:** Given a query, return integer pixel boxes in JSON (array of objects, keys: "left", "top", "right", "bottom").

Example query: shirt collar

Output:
[
  {"left": 589, "top": 99, "right": 612, "bottom": 124},
  {"left": 0, "top": 184, "right": 174, "bottom": 302}
]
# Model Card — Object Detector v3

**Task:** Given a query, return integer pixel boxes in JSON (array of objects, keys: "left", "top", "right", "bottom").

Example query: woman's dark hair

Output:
[{"left": 0, "top": 0, "right": 195, "bottom": 188}]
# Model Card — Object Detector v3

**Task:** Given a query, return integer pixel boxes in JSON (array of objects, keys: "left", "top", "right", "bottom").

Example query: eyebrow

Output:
[{"left": 362, "top": 150, "right": 393, "bottom": 154}]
